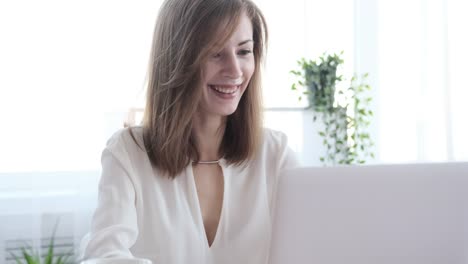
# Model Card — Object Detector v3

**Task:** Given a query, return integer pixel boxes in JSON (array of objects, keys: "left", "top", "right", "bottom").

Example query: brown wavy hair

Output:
[{"left": 136, "top": 0, "right": 268, "bottom": 178}]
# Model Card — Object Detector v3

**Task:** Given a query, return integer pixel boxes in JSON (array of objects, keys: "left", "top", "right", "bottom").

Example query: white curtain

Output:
[
  {"left": 355, "top": 0, "right": 468, "bottom": 164},
  {"left": 0, "top": 0, "right": 160, "bottom": 173}
]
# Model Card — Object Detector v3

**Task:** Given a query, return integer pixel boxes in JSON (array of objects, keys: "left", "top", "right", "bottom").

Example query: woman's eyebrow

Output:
[{"left": 238, "top": 39, "right": 254, "bottom": 46}]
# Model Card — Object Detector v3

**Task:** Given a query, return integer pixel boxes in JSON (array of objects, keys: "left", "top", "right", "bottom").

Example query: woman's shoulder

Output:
[
  {"left": 259, "top": 128, "right": 299, "bottom": 168},
  {"left": 258, "top": 128, "right": 291, "bottom": 159},
  {"left": 262, "top": 128, "right": 288, "bottom": 148},
  {"left": 105, "top": 126, "right": 145, "bottom": 155},
  {"left": 102, "top": 126, "right": 151, "bottom": 177}
]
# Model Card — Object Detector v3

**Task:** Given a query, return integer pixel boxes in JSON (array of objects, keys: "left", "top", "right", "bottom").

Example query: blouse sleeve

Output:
[
  {"left": 280, "top": 145, "right": 300, "bottom": 171},
  {"left": 265, "top": 129, "right": 300, "bottom": 217},
  {"left": 82, "top": 147, "right": 139, "bottom": 259},
  {"left": 276, "top": 132, "right": 300, "bottom": 171}
]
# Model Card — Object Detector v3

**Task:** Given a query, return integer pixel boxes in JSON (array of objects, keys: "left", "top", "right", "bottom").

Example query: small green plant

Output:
[
  {"left": 291, "top": 51, "right": 374, "bottom": 165},
  {"left": 9, "top": 222, "right": 73, "bottom": 264},
  {"left": 291, "top": 52, "right": 344, "bottom": 112}
]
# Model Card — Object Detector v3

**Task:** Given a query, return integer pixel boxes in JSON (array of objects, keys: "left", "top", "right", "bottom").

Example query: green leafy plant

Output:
[
  {"left": 291, "top": 51, "right": 374, "bottom": 165},
  {"left": 9, "top": 222, "right": 73, "bottom": 264}
]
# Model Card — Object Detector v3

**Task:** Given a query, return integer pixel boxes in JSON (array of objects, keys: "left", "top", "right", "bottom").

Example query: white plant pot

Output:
[{"left": 301, "top": 111, "right": 327, "bottom": 166}]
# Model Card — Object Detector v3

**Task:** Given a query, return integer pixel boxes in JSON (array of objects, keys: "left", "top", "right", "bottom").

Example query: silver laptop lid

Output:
[{"left": 269, "top": 162, "right": 468, "bottom": 264}]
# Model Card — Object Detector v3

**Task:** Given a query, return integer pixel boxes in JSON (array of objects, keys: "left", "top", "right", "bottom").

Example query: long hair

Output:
[{"left": 138, "top": 0, "right": 268, "bottom": 178}]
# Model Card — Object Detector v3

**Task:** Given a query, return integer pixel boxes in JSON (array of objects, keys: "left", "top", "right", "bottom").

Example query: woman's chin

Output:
[{"left": 198, "top": 105, "right": 240, "bottom": 118}]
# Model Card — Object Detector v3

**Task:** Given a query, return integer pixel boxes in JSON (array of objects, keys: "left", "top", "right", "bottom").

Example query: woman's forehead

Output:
[{"left": 210, "top": 12, "right": 253, "bottom": 49}]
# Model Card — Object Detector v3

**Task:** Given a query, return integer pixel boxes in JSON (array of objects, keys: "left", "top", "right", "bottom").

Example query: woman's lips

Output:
[
  {"left": 209, "top": 85, "right": 240, "bottom": 94},
  {"left": 209, "top": 85, "right": 240, "bottom": 98}
]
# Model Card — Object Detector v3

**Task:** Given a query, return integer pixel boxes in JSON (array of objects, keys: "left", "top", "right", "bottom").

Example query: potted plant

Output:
[
  {"left": 9, "top": 222, "right": 74, "bottom": 264},
  {"left": 291, "top": 51, "right": 374, "bottom": 165}
]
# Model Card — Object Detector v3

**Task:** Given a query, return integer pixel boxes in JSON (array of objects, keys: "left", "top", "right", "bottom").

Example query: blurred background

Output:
[{"left": 0, "top": 0, "right": 467, "bottom": 262}]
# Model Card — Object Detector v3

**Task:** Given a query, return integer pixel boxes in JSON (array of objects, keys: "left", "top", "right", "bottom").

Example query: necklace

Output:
[{"left": 193, "top": 160, "right": 220, "bottom": 165}]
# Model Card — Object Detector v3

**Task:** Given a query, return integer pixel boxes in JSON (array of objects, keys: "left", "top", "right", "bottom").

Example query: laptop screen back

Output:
[{"left": 269, "top": 162, "right": 468, "bottom": 264}]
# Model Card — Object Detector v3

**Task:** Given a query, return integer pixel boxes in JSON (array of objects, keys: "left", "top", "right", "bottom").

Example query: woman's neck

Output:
[{"left": 192, "top": 113, "right": 226, "bottom": 161}]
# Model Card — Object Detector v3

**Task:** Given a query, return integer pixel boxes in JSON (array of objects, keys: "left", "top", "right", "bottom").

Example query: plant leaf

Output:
[
  {"left": 9, "top": 251, "right": 24, "bottom": 264},
  {"left": 45, "top": 243, "right": 54, "bottom": 264},
  {"left": 21, "top": 248, "right": 37, "bottom": 264}
]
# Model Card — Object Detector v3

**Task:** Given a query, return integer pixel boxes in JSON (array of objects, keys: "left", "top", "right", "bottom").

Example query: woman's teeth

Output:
[{"left": 211, "top": 85, "right": 238, "bottom": 94}]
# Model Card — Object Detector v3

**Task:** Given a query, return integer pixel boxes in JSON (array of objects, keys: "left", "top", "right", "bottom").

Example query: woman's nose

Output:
[{"left": 222, "top": 54, "right": 243, "bottom": 79}]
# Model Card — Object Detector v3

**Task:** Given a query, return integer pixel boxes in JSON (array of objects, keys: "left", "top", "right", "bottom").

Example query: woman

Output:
[{"left": 82, "top": 0, "right": 298, "bottom": 263}]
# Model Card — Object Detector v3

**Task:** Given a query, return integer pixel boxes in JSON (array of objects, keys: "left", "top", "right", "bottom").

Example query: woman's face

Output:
[{"left": 198, "top": 12, "right": 255, "bottom": 118}]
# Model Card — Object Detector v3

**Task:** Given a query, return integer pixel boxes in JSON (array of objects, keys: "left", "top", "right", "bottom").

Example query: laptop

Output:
[{"left": 269, "top": 162, "right": 468, "bottom": 264}]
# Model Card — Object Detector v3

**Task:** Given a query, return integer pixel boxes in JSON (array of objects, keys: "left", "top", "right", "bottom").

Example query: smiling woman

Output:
[{"left": 80, "top": 0, "right": 298, "bottom": 264}]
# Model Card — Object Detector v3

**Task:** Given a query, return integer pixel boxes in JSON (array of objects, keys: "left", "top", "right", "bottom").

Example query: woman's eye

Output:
[
  {"left": 238, "top": 49, "right": 253, "bottom": 56},
  {"left": 212, "top": 53, "right": 221, "bottom": 58}
]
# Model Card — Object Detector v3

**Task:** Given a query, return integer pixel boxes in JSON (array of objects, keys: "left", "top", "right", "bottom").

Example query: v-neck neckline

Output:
[{"left": 188, "top": 163, "right": 227, "bottom": 249}]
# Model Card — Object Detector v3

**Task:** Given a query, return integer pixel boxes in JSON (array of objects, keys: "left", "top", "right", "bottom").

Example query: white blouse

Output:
[{"left": 82, "top": 127, "right": 298, "bottom": 264}]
